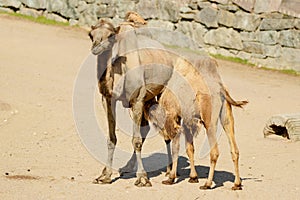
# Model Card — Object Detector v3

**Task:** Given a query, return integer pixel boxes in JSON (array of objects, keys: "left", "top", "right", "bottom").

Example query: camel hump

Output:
[{"left": 125, "top": 11, "right": 147, "bottom": 26}]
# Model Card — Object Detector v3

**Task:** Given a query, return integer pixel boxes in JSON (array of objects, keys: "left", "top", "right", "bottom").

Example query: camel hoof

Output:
[
  {"left": 93, "top": 176, "right": 112, "bottom": 184},
  {"left": 165, "top": 172, "right": 179, "bottom": 177},
  {"left": 134, "top": 176, "right": 152, "bottom": 187},
  {"left": 188, "top": 177, "right": 199, "bottom": 183},
  {"left": 199, "top": 185, "right": 211, "bottom": 190},
  {"left": 232, "top": 183, "right": 242, "bottom": 190},
  {"left": 162, "top": 178, "right": 175, "bottom": 185}
]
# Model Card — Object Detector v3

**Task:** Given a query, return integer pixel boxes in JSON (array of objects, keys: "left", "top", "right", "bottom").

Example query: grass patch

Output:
[
  {"left": 281, "top": 69, "right": 299, "bottom": 75},
  {"left": 0, "top": 11, "right": 69, "bottom": 26},
  {"left": 211, "top": 54, "right": 254, "bottom": 66},
  {"left": 260, "top": 67, "right": 299, "bottom": 76},
  {"left": 212, "top": 54, "right": 299, "bottom": 76}
]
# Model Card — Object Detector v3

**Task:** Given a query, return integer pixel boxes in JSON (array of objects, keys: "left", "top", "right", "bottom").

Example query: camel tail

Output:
[{"left": 221, "top": 87, "right": 248, "bottom": 108}]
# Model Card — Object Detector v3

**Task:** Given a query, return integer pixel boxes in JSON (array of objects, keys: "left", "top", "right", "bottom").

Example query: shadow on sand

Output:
[{"left": 111, "top": 152, "right": 255, "bottom": 189}]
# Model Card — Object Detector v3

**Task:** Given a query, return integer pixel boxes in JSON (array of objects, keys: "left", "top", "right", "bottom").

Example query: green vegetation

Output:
[
  {"left": 0, "top": 11, "right": 69, "bottom": 26},
  {"left": 280, "top": 69, "right": 299, "bottom": 75},
  {"left": 260, "top": 67, "right": 299, "bottom": 76},
  {"left": 211, "top": 54, "right": 299, "bottom": 76},
  {"left": 210, "top": 54, "right": 255, "bottom": 66}
]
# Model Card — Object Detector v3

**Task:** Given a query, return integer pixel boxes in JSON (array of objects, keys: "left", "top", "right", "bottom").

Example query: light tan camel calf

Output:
[{"left": 146, "top": 57, "right": 248, "bottom": 190}]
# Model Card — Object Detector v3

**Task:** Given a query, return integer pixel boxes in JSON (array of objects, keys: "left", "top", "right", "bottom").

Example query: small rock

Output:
[
  {"left": 242, "top": 41, "right": 264, "bottom": 54},
  {"left": 210, "top": 0, "right": 229, "bottom": 5},
  {"left": 232, "top": 0, "right": 255, "bottom": 12},
  {"left": 19, "top": 0, "right": 47, "bottom": 9},
  {"left": 18, "top": 6, "right": 43, "bottom": 18},
  {"left": 77, "top": 0, "right": 88, "bottom": 13},
  {"left": 180, "top": 12, "right": 196, "bottom": 20},
  {"left": 179, "top": 6, "right": 192, "bottom": 13},
  {"left": 0, "top": 7, "right": 15, "bottom": 13},
  {"left": 195, "top": 6, "right": 218, "bottom": 28},
  {"left": 204, "top": 27, "right": 243, "bottom": 50},
  {"left": 217, "top": 9, "right": 235, "bottom": 27},
  {"left": 278, "top": 30, "right": 300, "bottom": 48},
  {"left": 218, "top": 4, "right": 239, "bottom": 12},
  {"left": 260, "top": 18, "right": 295, "bottom": 31},
  {"left": 197, "top": 1, "right": 211, "bottom": 9},
  {"left": 0, "top": 0, "right": 22, "bottom": 8},
  {"left": 254, "top": 0, "right": 281, "bottom": 13},
  {"left": 71, "top": 177, "right": 75, "bottom": 181},
  {"left": 234, "top": 11, "right": 261, "bottom": 32},
  {"left": 43, "top": 12, "right": 68, "bottom": 23}
]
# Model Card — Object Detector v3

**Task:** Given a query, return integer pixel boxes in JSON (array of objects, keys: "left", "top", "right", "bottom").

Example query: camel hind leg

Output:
[
  {"left": 165, "top": 139, "right": 172, "bottom": 176},
  {"left": 220, "top": 100, "right": 242, "bottom": 190},
  {"left": 184, "top": 127, "right": 198, "bottom": 183},
  {"left": 200, "top": 116, "right": 219, "bottom": 190},
  {"left": 162, "top": 132, "right": 180, "bottom": 185}
]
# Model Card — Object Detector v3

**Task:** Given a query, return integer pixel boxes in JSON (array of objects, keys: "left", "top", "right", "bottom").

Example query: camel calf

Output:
[{"left": 146, "top": 57, "right": 248, "bottom": 190}]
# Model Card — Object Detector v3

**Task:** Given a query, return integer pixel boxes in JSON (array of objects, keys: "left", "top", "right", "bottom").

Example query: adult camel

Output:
[{"left": 89, "top": 15, "right": 181, "bottom": 186}]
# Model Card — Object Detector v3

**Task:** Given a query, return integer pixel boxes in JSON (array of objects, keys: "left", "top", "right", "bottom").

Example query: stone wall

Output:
[{"left": 1, "top": 0, "right": 299, "bottom": 71}]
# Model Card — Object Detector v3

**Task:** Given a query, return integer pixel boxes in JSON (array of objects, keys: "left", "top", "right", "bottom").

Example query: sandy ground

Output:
[{"left": 1, "top": 14, "right": 300, "bottom": 200}]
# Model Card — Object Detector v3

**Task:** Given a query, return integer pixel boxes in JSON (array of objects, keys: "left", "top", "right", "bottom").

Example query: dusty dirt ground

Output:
[{"left": 1, "top": 14, "right": 300, "bottom": 199}]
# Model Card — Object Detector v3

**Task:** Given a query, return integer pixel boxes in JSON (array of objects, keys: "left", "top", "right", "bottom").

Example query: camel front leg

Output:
[
  {"left": 119, "top": 114, "right": 150, "bottom": 176},
  {"left": 94, "top": 97, "right": 116, "bottom": 184},
  {"left": 132, "top": 87, "right": 151, "bottom": 187}
]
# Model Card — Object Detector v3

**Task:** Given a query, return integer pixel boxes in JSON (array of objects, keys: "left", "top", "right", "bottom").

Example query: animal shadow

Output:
[{"left": 115, "top": 153, "right": 239, "bottom": 189}]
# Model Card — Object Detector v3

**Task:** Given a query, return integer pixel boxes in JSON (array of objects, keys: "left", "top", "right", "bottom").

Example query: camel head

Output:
[{"left": 89, "top": 19, "right": 119, "bottom": 55}]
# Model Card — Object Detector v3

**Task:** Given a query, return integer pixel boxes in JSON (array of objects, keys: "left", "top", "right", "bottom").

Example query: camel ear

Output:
[{"left": 114, "top": 26, "right": 120, "bottom": 34}]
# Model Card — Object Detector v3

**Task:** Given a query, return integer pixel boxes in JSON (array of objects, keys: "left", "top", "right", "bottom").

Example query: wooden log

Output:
[{"left": 263, "top": 113, "right": 300, "bottom": 141}]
